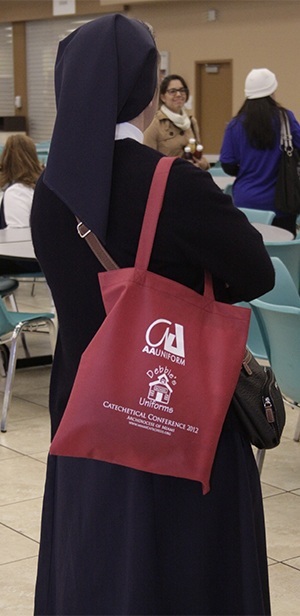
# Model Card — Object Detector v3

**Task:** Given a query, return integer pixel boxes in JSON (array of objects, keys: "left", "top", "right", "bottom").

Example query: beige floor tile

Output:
[
  {"left": 0, "top": 455, "right": 46, "bottom": 506},
  {"left": 0, "top": 413, "right": 50, "bottom": 455},
  {"left": 0, "top": 524, "right": 39, "bottom": 565},
  {"left": 0, "top": 496, "right": 43, "bottom": 542},
  {"left": 0, "top": 556, "right": 37, "bottom": 616},
  {"left": 283, "top": 556, "right": 300, "bottom": 571},
  {"left": 264, "top": 492, "right": 300, "bottom": 561},
  {"left": 0, "top": 445, "right": 23, "bottom": 462},
  {"left": 269, "top": 562, "right": 300, "bottom": 616},
  {"left": 259, "top": 439, "right": 300, "bottom": 491},
  {"left": 0, "top": 396, "right": 49, "bottom": 427},
  {"left": 261, "top": 482, "right": 285, "bottom": 498},
  {"left": 0, "top": 365, "right": 51, "bottom": 394},
  {"left": 30, "top": 451, "right": 49, "bottom": 463}
]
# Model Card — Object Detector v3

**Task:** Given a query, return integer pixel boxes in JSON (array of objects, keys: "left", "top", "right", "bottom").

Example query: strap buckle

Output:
[{"left": 77, "top": 221, "right": 91, "bottom": 239}]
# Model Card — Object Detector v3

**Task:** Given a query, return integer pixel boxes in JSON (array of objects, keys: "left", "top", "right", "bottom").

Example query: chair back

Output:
[
  {"left": 264, "top": 237, "right": 300, "bottom": 291},
  {"left": 240, "top": 257, "right": 300, "bottom": 359},
  {"left": 250, "top": 299, "right": 300, "bottom": 403},
  {"left": 0, "top": 297, "right": 16, "bottom": 336},
  {"left": 238, "top": 207, "right": 275, "bottom": 224},
  {"left": 261, "top": 257, "right": 300, "bottom": 306},
  {"left": 223, "top": 184, "right": 233, "bottom": 197}
]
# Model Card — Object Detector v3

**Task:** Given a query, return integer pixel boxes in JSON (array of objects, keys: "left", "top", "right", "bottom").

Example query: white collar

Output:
[{"left": 115, "top": 122, "right": 143, "bottom": 143}]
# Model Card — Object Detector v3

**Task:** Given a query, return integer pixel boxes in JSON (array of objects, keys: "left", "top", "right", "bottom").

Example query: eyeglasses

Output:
[{"left": 166, "top": 87, "right": 188, "bottom": 96}]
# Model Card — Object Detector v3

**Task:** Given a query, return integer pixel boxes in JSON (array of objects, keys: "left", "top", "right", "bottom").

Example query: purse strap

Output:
[
  {"left": 280, "top": 110, "right": 293, "bottom": 155},
  {"left": 76, "top": 219, "right": 119, "bottom": 270},
  {"left": 77, "top": 155, "right": 215, "bottom": 300}
]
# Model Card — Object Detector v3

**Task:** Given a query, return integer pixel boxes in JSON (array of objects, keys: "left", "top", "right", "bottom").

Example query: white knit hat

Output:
[{"left": 244, "top": 68, "right": 278, "bottom": 99}]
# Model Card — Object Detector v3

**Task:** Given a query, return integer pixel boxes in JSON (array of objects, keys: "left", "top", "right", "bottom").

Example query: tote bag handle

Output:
[{"left": 77, "top": 156, "right": 214, "bottom": 300}]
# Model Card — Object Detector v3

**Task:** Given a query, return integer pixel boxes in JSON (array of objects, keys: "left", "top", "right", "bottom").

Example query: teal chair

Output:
[
  {"left": 239, "top": 257, "right": 300, "bottom": 360},
  {"left": 223, "top": 184, "right": 233, "bottom": 197},
  {"left": 0, "top": 298, "right": 55, "bottom": 432},
  {"left": 260, "top": 257, "right": 300, "bottom": 306},
  {"left": 35, "top": 139, "right": 51, "bottom": 166},
  {"left": 249, "top": 260, "right": 300, "bottom": 471},
  {"left": 250, "top": 300, "right": 300, "bottom": 435},
  {"left": 208, "top": 166, "right": 228, "bottom": 177},
  {"left": 238, "top": 207, "right": 275, "bottom": 224},
  {"left": 264, "top": 237, "right": 300, "bottom": 292}
]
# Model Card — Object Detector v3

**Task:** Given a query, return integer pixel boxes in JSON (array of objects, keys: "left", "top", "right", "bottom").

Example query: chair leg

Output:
[
  {"left": 0, "top": 319, "right": 56, "bottom": 432},
  {"left": 31, "top": 280, "right": 36, "bottom": 297},
  {"left": 0, "top": 344, "right": 9, "bottom": 377},
  {"left": 256, "top": 448, "right": 266, "bottom": 475},
  {"left": 294, "top": 408, "right": 300, "bottom": 442},
  {"left": 5, "top": 294, "right": 31, "bottom": 357},
  {"left": 8, "top": 294, "right": 18, "bottom": 311},
  {"left": 20, "top": 333, "right": 31, "bottom": 358},
  {"left": 46, "top": 318, "right": 57, "bottom": 354},
  {"left": 1, "top": 335, "right": 20, "bottom": 432}
]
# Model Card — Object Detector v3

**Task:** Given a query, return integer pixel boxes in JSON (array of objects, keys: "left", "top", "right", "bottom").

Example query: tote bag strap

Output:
[
  {"left": 135, "top": 156, "right": 177, "bottom": 270},
  {"left": 77, "top": 155, "right": 214, "bottom": 299},
  {"left": 135, "top": 156, "right": 214, "bottom": 300}
]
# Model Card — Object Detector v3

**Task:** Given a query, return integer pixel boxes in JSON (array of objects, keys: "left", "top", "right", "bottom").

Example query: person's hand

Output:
[{"left": 192, "top": 156, "right": 210, "bottom": 171}]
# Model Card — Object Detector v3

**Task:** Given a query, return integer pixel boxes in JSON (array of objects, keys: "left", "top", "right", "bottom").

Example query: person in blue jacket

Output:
[{"left": 220, "top": 68, "right": 300, "bottom": 234}]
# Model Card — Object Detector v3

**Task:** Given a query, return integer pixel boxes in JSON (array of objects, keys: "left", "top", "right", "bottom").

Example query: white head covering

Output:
[{"left": 244, "top": 68, "right": 278, "bottom": 100}]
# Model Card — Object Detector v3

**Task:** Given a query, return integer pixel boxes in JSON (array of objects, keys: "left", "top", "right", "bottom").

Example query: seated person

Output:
[{"left": 0, "top": 134, "right": 43, "bottom": 274}]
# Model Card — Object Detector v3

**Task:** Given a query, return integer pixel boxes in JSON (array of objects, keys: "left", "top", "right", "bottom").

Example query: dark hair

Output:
[
  {"left": 235, "top": 96, "right": 284, "bottom": 150},
  {"left": 159, "top": 74, "right": 189, "bottom": 100}
]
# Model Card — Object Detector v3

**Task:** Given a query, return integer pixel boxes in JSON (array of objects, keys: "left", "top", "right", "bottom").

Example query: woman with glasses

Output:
[{"left": 144, "top": 74, "right": 209, "bottom": 169}]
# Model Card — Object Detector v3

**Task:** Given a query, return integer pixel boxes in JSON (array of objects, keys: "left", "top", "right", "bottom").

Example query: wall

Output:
[
  {"left": 1, "top": 1, "right": 300, "bottom": 142},
  {"left": 125, "top": 1, "right": 300, "bottom": 118}
]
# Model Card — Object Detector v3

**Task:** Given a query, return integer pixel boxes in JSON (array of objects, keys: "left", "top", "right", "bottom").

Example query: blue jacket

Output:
[{"left": 220, "top": 109, "right": 300, "bottom": 211}]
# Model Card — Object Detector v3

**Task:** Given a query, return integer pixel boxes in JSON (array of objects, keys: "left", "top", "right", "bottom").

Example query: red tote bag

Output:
[{"left": 50, "top": 157, "right": 250, "bottom": 494}]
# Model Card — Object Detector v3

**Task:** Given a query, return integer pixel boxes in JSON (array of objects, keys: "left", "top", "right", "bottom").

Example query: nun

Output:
[{"left": 32, "top": 13, "right": 274, "bottom": 616}]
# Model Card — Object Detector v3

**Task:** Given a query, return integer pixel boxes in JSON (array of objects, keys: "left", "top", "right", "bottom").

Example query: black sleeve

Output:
[
  {"left": 221, "top": 162, "right": 239, "bottom": 176},
  {"left": 154, "top": 160, "right": 275, "bottom": 304}
]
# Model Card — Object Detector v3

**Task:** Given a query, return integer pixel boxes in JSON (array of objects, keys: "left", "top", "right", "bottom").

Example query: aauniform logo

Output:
[{"left": 142, "top": 319, "right": 185, "bottom": 365}]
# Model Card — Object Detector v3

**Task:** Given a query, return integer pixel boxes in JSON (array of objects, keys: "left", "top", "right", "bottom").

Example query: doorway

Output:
[{"left": 195, "top": 61, "right": 232, "bottom": 157}]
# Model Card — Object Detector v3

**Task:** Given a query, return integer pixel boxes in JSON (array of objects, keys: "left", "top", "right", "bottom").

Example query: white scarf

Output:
[{"left": 161, "top": 104, "right": 191, "bottom": 131}]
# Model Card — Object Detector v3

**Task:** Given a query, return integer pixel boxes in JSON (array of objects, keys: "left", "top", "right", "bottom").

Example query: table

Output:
[
  {"left": 252, "top": 222, "right": 294, "bottom": 242},
  {"left": 0, "top": 227, "right": 36, "bottom": 259},
  {"left": 211, "top": 176, "right": 234, "bottom": 190},
  {"left": 0, "top": 227, "right": 32, "bottom": 242},
  {"left": 0, "top": 240, "right": 36, "bottom": 260},
  {"left": 208, "top": 168, "right": 235, "bottom": 191}
]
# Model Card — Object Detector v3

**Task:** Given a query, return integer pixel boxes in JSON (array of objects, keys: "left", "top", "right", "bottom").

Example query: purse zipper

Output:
[
  {"left": 263, "top": 371, "right": 280, "bottom": 441},
  {"left": 242, "top": 349, "right": 280, "bottom": 441}
]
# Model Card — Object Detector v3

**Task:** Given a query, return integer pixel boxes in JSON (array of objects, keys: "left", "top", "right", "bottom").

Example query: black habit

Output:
[{"left": 31, "top": 140, "right": 274, "bottom": 615}]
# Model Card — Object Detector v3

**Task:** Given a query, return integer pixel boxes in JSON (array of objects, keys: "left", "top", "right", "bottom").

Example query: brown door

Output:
[{"left": 195, "top": 61, "right": 232, "bottom": 156}]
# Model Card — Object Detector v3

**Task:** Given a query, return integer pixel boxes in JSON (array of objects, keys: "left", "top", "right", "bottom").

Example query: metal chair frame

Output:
[{"left": 0, "top": 297, "right": 55, "bottom": 432}]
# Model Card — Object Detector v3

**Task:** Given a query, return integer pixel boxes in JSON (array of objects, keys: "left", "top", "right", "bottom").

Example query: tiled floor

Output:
[{"left": 0, "top": 281, "right": 300, "bottom": 616}]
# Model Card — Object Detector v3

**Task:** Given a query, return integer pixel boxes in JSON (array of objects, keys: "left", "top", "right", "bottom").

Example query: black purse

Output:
[
  {"left": 232, "top": 348, "right": 286, "bottom": 450},
  {"left": 275, "top": 110, "right": 300, "bottom": 215}
]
